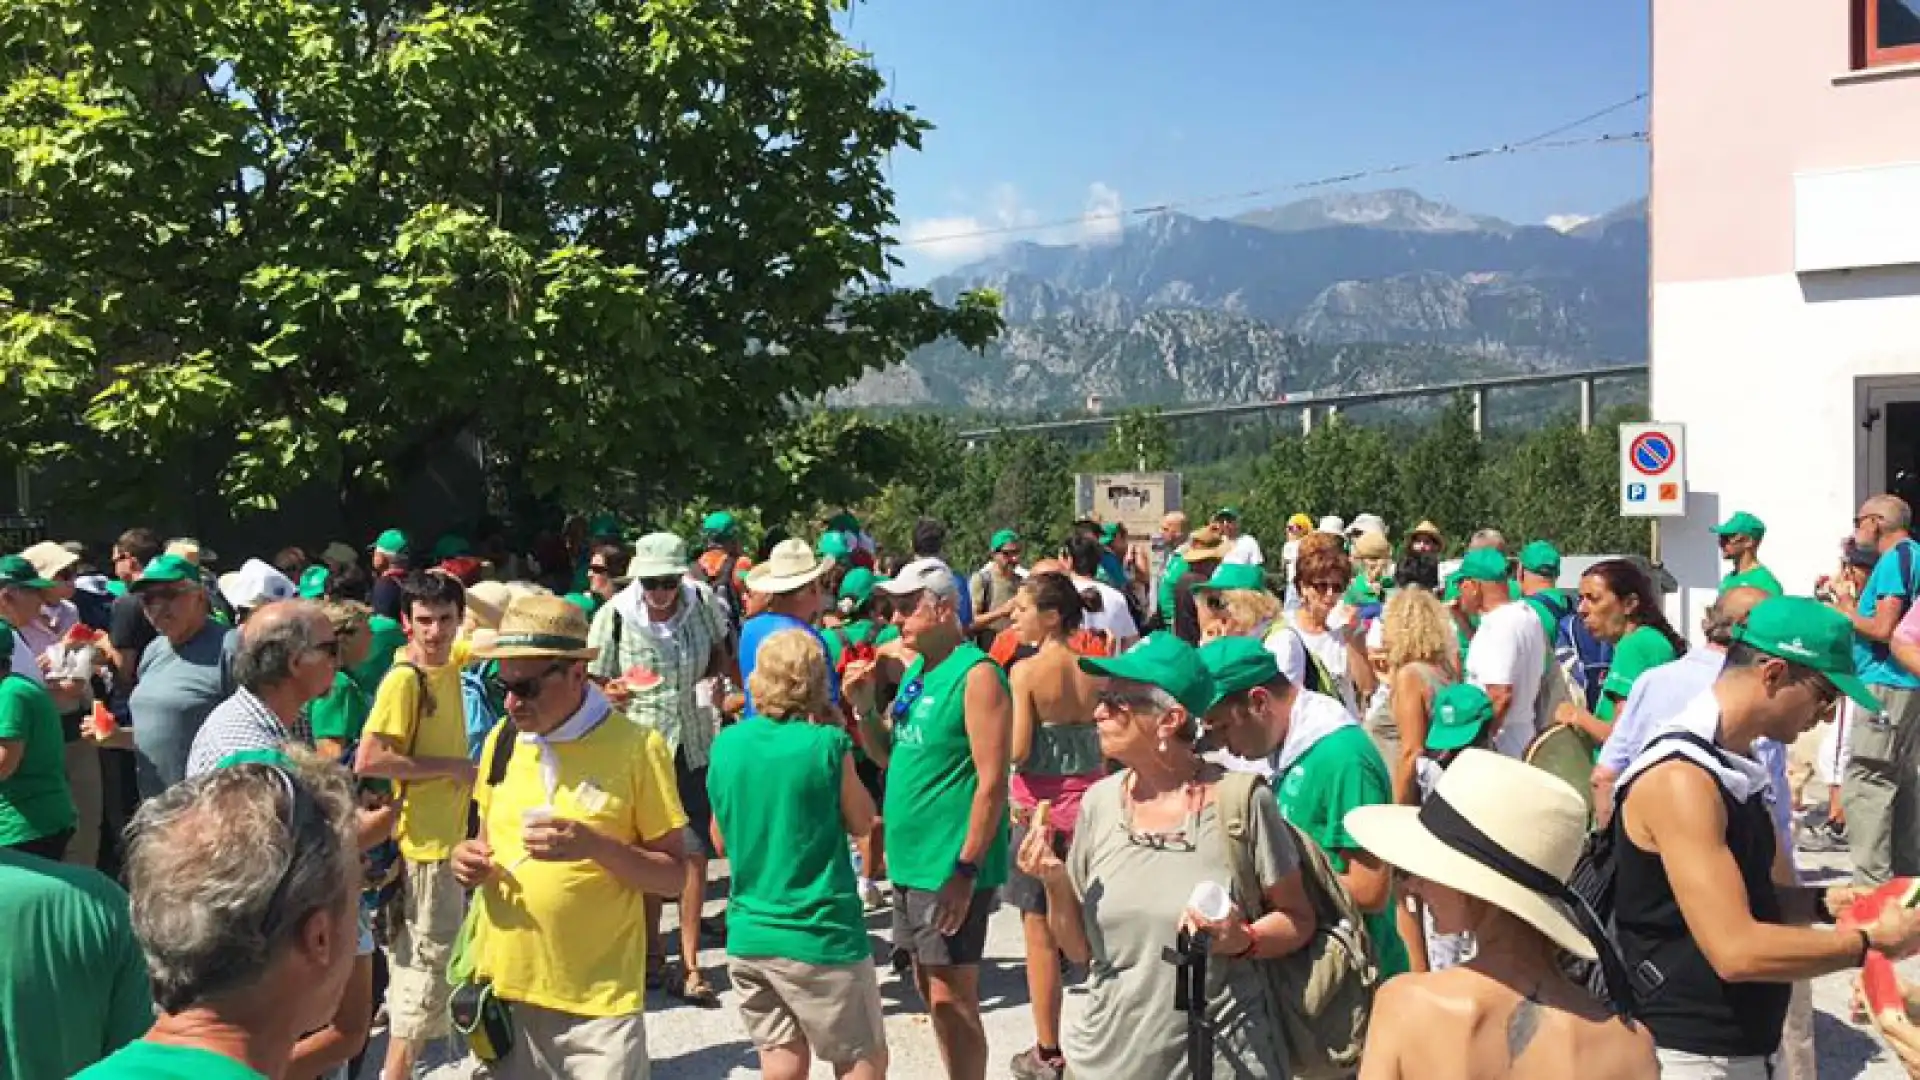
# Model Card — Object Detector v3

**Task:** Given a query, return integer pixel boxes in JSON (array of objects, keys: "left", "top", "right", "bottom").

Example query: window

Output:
[{"left": 1858, "top": 0, "right": 1920, "bottom": 68}]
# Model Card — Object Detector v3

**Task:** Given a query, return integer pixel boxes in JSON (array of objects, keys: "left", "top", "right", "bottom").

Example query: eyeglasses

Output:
[
  {"left": 1786, "top": 666, "right": 1841, "bottom": 710},
  {"left": 639, "top": 576, "right": 678, "bottom": 592},
  {"left": 588, "top": 563, "right": 611, "bottom": 575},
  {"left": 1096, "top": 690, "right": 1162, "bottom": 715},
  {"left": 137, "top": 585, "right": 194, "bottom": 608},
  {"left": 1301, "top": 580, "right": 1345, "bottom": 594},
  {"left": 308, "top": 639, "right": 341, "bottom": 660},
  {"left": 502, "top": 663, "right": 569, "bottom": 700},
  {"left": 1125, "top": 822, "right": 1196, "bottom": 852},
  {"left": 1857, "top": 514, "right": 1887, "bottom": 528},
  {"left": 998, "top": 548, "right": 1021, "bottom": 559}
]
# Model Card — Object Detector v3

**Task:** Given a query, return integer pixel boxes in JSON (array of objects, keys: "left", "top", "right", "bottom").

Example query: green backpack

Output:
[{"left": 1214, "top": 770, "right": 1379, "bottom": 1079}]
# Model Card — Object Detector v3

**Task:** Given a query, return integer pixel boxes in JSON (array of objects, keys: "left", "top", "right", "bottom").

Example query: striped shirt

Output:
[
  {"left": 587, "top": 582, "right": 727, "bottom": 769},
  {"left": 184, "top": 686, "right": 313, "bottom": 778}
]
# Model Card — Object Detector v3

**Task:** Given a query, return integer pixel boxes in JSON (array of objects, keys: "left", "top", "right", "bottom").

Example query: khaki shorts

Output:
[
  {"left": 729, "top": 955, "right": 887, "bottom": 1067},
  {"left": 387, "top": 858, "right": 466, "bottom": 1041},
  {"left": 481, "top": 1002, "right": 649, "bottom": 1080}
]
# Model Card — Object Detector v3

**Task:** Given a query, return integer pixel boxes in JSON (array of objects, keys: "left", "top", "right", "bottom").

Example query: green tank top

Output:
[
  {"left": 1019, "top": 722, "right": 1103, "bottom": 778},
  {"left": 882, "top": 643, "right": 1011, "bottom": 891}
]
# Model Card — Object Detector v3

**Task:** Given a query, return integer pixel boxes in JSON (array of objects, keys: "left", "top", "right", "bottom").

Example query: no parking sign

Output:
[{"left": 1619, "top": 422, "right": 1687, "bottom": 517}]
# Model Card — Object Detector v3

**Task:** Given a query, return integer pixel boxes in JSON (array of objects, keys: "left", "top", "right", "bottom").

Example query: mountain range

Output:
[{"left": 836, "top": 189, "right": 1648, "bottom": 411}]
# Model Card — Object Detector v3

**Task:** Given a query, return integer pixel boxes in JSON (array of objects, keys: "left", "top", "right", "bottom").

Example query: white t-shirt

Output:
[
  {"left": 1225, "top": 534, "right": 1265, "bottom": 566},
  {"left": 8, "top": 634, "right": 45, "bottom": 687},
  {"left": 1071, "top": 575, "right": 1139, "bottom": 645},
  {"left": 1465, "top": 600, "right": 1547, "bottom": 759},
  {"left": 1285, "top": 616, "right": 1361, "bottom": 716}
]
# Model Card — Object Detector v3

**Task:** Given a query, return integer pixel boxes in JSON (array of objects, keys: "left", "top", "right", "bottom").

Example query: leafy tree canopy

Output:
[{"left": 0, "top": 0, "right": 999, "bottom": 513}]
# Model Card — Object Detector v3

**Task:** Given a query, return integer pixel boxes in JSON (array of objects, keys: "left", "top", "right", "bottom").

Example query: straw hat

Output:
[
  {"left": 19, "top": 540, "right": 79, "bottom": 580},
  {"left": 1345, "top": 749, "right": 1596, "bottom": 960},
  {"left": 1351, "top": 530, "right": 1392, "bottom": 561},
  {"left": 1184, "top": 526, "right": 1232, "bottom": 563},
  {"left": 465, "top": 581, "right": 512, "bottom": 630},
  {"left": 745, "top": 538, "right": 832, "bottom": 595},
  {"left": 471, "top": 593, "right": 599, "bottom": 661}
]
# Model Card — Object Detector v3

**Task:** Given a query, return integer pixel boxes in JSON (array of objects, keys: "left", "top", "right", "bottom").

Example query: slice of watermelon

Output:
[
  {"left": 620, "top": 664, "right": 664, "bottom": 692},
  {"left": 1843, "top": 878, "right": 1920, "bottom": 928},
  {"left": 1863, "top": 950, "right": 1908, "bottom": 1030}
]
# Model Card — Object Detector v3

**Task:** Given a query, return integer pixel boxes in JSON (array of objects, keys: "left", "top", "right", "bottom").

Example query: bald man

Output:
[
  {"left": 185, "top": 600, "right": 340, "bottom": 777},
  {"left": 1840, "top": 493, "right": 1920, "bottom": 883},
  {"left": 1152, "top": 512, "right": 1191, "bottom": 624}
]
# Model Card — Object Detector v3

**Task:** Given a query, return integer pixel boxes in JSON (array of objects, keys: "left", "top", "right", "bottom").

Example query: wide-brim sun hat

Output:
[
  {"left": 745, "top": 537, "right": 833, "bottom": 595},
  {"left": 1185, "top": 527, "right": 1233, "bottom": 562},
  {"left": 19, "top": 540, "right": 80, "bottom": 580},
  {"left": 623, "top": 532, "right": 690, "bottom": 582},
  {"left": 471, "top": 593, "right": 600, "bottom": 661},
  {"left": 216, "top": 559, "right": 297, "bottom": 611},
  {"left": 1345, "top": 749, "right": 1597, "bottom": 961},
  {"left": 465, "top": 581, "right": 512, "bottom": 630}
]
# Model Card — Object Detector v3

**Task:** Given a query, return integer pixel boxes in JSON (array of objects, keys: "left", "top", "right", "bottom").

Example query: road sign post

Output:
[{"left": 1619, "top": 422, "right": 1687, "bottom": 517}]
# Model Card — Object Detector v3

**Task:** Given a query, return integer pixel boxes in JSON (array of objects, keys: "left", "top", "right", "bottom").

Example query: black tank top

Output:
[{"left": 1613, "top": 749, "right": 1790, "bottom": 1057}]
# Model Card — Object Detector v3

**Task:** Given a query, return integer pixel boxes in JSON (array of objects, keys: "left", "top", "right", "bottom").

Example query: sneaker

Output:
[
  {"left": 1009, "top": 1046, "right": 1067, "bottom": 1080},
  {"left": 862, "top": 882, "right": 888, "bottom": 911},
  {"left": 1798, "top": 820, "right": 1849, "bottom": 854}
]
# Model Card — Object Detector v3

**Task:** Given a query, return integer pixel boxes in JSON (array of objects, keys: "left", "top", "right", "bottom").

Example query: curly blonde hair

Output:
[
  {"left": 748, "top": 629, "right": 833, "bottom": 722},
  {"left": 1203, "top": 588, "right": 1282, "bottom": 638},
  {"left": 1383, "top": 586, "right": 1457, "bottom": 671}
]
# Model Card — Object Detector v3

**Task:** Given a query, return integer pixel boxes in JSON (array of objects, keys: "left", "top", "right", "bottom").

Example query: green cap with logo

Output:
[
  {"left": 817, "top": 530, "right": 853, "bottom": 560},
  {"left": 1427, "top": 683, "right": 1496, "bottom": 751},
  {"left": 1193, "top": 562, "right": 1267, "bottom": 593},
  {"left": 1079, "top": 632, "right": 1217, "bottom": 717},
  {"left": 701, "top": 511, "right": 738, "bottom": 539},
  {"left": 1731, "top": 595, "right": 1880, "bottom": 712},
  {"left": 133, "top": 554, "right": 200, "bottom": 590},
  {"left": 1457, "top": 547, "right": 1511, "bottom": 582},
  {"left": 839, "top": 568, "right": 882, "bottom": 606},
  {"left": 297, "top": 565, "right": 331, "bottom": 600},
  {"left": 990, "top": 529, "right": 1020, "bottom": 553},
  {"left": 1519, "top": 540, "right": 1562, "bottom": 579},
  {"left": 1712, "top": 511, "right": 1766, "bottom": 541},
  {"left": 1099, "top": 521, "right": 1122, "bottom": 544},
  {"left": 371, "top": 529, "right": 410, "bottom": 557},
  {"left": 0, "top": 555, "right": 53, "bottom": 590},
  {"left": 1198, "top": 636, "right": 1282, "bottom": 709},
  {"left": 1214, "top": 507, "right": 1240, "bottom": 521}
]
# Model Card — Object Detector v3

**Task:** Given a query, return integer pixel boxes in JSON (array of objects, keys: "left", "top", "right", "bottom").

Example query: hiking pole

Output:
[{"left": 1173, "top": 928, "right": 1214, "bottom": 1080}]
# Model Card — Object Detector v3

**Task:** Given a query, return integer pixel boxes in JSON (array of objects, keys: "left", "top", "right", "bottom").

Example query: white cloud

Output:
[
  {"left": 900, "top": 181, "right": 1126, "bottom": 267},
  {"left": 1545, "top": 213, "right": 1594, "bottom": 234}
]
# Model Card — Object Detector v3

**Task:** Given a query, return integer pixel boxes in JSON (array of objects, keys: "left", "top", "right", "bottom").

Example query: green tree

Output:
[
  {"left": 0, "top": 0, "right": 998, "bottom": 515},
  {"left": 1396, "top": 395, "right": 1485, "bottom": 550},
  {"left": 1087, "top": 408, "right": 1176, "bottom": 472}
]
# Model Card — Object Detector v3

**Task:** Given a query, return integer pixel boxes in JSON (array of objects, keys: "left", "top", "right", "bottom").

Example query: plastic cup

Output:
[
  {"left": 1188, "top": 880, "right": 1232, "bottom": 922},
  {"left": 521, "top": 805, "right": 555, "bottom": 844}
]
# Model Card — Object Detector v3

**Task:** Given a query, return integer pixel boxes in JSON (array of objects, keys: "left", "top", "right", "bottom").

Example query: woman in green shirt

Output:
[
  {"left": 0, "top": 624, "right": 78, "bottom": 860},
  {"left": 709, "top": 628, "right": 888, "bottom": 1080},
  {"left": 1556, "top": 559, "right": 1687, "bottom": 749}
]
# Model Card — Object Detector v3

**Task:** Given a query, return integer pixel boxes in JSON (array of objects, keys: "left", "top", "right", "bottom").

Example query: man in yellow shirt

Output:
[
  {"left": 453, "top": 593, "right": 688, "bottom": 1080},
  {"left": 354, "top": 572, "right": 478, "bottom": 1080}
]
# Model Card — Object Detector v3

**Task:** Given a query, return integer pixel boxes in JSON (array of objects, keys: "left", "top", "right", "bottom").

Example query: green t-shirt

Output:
[
  {"left": 74, "top": 1041, "right": 267, "bottom": 1079},
  {"left": 707, "top": 716, "right": 868, "bottom": 965},
  {"left": 820, "top": 620, "right": 902, "bottom": 671},
  {"left": 0, "top": 850, "right": 153, "bottom": 1079},
  {"left": 305, "top": 670, "right": 372, "bottom": 745},
  {"left": 1273, "top": 723, "right": 1411, "bottom": 978},
  {"left": 883, "top": 643, "right": 1011, "bottom": 892},
  {"left": 1720, "top": 564, "right": 1784, "bottom": 597},
  {"left": 0, "top": 673, "right": 77, "bottom": 845},
  {"left": 1158, "top": 552, "right": 1190, "bottom": 622},
  {"left": 1342, "top": 574, "right": 1390, "bottom": 608},
  {"left": 1598, "top": 625, "right": 1679, "bottom": 724},
  {"left": 348, "top": 619, "right": 408, "bottom": 699}
]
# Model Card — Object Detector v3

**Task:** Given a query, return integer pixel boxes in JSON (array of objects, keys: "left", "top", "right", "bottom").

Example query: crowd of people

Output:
[{"left": 5, "top": 500, "right": 1920, "bottom": 1079}]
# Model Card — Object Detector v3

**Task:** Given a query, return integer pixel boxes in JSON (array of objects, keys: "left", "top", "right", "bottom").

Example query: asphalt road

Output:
[{"left": 386, "top": 826, "right": 1915, "bottom": 1079}]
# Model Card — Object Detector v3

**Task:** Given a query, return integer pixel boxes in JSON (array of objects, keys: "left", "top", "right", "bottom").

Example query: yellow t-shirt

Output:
[
  {"left": 473, "top": 718, "right": 687, "bottom": 1017},
  {"left": 362, "top": 652, "right": 474, "bottom": 862}
]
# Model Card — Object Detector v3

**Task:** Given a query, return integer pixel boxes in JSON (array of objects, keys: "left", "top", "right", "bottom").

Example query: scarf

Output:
[
  {"left": 516, "top": 684, "right": 612, "bottom": 805},
  {"left": 1614, "top": 688, "right": 1771, "bottom": 804}
]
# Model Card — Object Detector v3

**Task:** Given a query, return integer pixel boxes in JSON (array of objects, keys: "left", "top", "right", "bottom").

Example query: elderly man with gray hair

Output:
[
  {"left": 185, "top": 600, "right": 339, "bottom": 777},
  {"left": 74, "top": 748, "right": 363, "bottom": 1079}
]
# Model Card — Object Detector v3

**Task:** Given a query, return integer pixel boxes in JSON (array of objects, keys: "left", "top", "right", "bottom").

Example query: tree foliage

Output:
[{"left": 0, "top": 0, "right": 999, "bottom": 515}]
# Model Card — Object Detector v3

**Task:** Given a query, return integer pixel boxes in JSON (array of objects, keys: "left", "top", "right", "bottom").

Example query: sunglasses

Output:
[
  {"left": 639, "top": 576, "right": 679, "bottom": 592},
  {"left": 309, "top": 639, "right": 341, "bottom": 659},
  {"left": 1096, "top": 690, "right": 1162, "bottom": 715},
  {"left": 137, "top": 585, "right": 194, "bottom": 608},
  {"left": 589, "top": 563, "right": 611, "bottom": 575},
  {"left": 1301, "top": 580, "right": 1345, "bottom": 594},
  {"left": 502, "top": 662, "right": 569, "bottom": 700},
  {"left": 998, "top": 548, "right": 1021, "bottom": 558}
]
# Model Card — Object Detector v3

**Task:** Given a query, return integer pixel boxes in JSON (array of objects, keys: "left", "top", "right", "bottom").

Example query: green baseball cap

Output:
[
  {"left": 1199, "top": 636, "right": 1283, "bottom": 709},
  {"left": 817, "top": 530, "right": 853, "bottom": 560},
  {"left": 701, "top": 511, "right": 738, "bottom": 538},
  {"left": 1457, "top": 547, "right": 1511, "bottom": 582},
  {"left": 1427, "top": 683, "right": 1496, "bottom": 752},
  {"left": 990, "top": 529, "right": 1021, "bottom": 553},
  {"left": 214, "top": 747, "right": 296, "bottom": 772},
  {"left": 826, "top": 511, "right": 861, "bottom": 535},
  {"left": 563, "top": 592, "right": 600, "bottom": 616},
  {"left": 297, "top": 565, "right": 331, "bottom": 600},
  {"left": 1214, "top": 506, "right": 1240, "bottom": 521},
  {"left": 371, "top": 529, "right": 410, "bottom": 557},
  {"left": 1712, "top": 511, "right": 1766, "bottom": 541},
  {"left": 431, "top": 534, "right": 470, "bottom": 561},
  {"left": 587, "top": 513, "right": 621, "bottom": 539},
  {"left": 132, "top": 554, "right": 200, "bottom": 590},
  {"left": 1079, "top": 633, "right": 1217, "bottom": 717},
  {"left": 368, "top": 614, "right": 403, "bottom": 637},
  {"left": 1731, "top": 596, "right": 1880, "bottom": 712},
  {"left": 840, "top": 567, "right": 881, "bottom": 605},
  {"left": 0, "top": 555, "right": 52, "bottom": 590},
  {"left": 1099, "top": 521, "right": 1122, "bottom": 544},
  {"left": 1518, "top": 540, "right": 1562, "bottom": 579},
  {"left": 1193, "top": 562, "right": 1267, "bottom": 593}
]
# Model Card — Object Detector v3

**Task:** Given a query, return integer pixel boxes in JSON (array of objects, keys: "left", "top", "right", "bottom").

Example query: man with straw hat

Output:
[
  {"left": 1344, "top": 749, "right": 1657, "bottom": 1078},
  {"left": 739, "top": 538, "right": 836, "bottom": 715},
  {"left": 1613, "top": 597, "right": 1920, "bottom": 1076},
  {"left": 453, "top": 593, "right": 689, "bottom": 1079}
]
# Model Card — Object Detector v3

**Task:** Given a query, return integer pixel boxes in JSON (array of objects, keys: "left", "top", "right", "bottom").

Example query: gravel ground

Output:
[{"left": 376, "top": 823, "right": 1916, "bottom": 1079}]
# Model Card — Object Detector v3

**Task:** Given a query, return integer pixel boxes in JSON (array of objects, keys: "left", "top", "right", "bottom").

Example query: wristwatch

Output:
[{"left": 953, "top": 859, "right": 979, "bottom": 881}]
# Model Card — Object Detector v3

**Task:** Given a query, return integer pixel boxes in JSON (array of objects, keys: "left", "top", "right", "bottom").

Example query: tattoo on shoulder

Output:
[{"left": 1506, "top": 996, "right": 1542, "bottom": 1063}]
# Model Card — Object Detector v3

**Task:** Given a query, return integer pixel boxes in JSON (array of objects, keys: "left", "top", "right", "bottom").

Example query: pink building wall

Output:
[{"left": 1652, "top": 0, "right": 1920, "bottom": 285}]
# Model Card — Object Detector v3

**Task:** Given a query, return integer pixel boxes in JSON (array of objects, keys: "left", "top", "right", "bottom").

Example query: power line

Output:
[{"left": 898, "top": 92, "right": 1650, "bottom": 250}]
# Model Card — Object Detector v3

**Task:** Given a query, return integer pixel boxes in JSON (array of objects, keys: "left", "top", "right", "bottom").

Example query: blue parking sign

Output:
[{"left": 1627, "top": 483, "right": 1648, "bottom": 502}]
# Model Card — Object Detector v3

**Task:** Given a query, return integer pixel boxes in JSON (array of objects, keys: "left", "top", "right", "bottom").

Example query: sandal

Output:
[
  {"left": 645, "top": 959, "right": 666, "bottom": 991},
  {"left": 671, "top": 966, "right": 722, "bottom": 1009}
]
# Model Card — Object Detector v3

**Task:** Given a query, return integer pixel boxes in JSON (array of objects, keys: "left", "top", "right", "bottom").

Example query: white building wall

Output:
[{"left": 1651, "top": 265, "right": 1920, "bottom": 637}]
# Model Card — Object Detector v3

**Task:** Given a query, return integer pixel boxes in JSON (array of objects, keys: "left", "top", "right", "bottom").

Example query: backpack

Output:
[
  {"left": 697, "top": 553, "right": 746, "bottom": 641},
  {"left": 1560, "top": 611, "right": 1615, "bottom": 712},
  {"left": 461, "top": 666, "right": 503, "bottom": 762},
  {"left": 1215, "top": 770, "right": 1377, "bottom": 1078}
]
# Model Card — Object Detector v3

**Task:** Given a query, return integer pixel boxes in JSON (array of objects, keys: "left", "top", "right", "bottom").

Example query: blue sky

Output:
[{"left": 843, "top": 1, "right": 1650, "bottom": 281}]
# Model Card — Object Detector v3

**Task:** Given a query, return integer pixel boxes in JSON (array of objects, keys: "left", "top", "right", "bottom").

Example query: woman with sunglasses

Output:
[
  {"left": 587, "top": 532, "right": 733, "bottom": 1007},
  {"left": 1017, "top": 634, "right": 1316, "bottom": 1080},
  {"left": 1284, "top": 537, "right": 1375, "bottom": 715}
]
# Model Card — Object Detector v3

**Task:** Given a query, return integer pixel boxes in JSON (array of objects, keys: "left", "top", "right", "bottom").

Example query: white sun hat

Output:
[{"left": 744, "top": 538, "right": 833, "bottom": 595}]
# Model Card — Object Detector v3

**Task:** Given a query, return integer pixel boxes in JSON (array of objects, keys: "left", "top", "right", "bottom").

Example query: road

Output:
[{"left": 385, "top": 834, "right": 1913, "bottom": 1079}]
